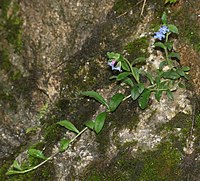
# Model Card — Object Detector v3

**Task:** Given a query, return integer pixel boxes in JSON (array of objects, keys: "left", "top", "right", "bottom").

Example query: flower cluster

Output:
[
  {"left": 107, "top": 60, "right": 122, "bottom": 72},
  {"left": 154, "top": 25, "right": 170, "bottom": 40}
]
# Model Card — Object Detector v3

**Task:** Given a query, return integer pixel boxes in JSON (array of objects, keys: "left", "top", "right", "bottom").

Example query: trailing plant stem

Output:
[{"left": 7, "top": 127, "right": 89, "bottom": 175}]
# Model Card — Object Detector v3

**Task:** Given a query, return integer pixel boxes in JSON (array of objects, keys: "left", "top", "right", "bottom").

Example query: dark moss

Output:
[
  {"left": 124, "top": 37, "right": 149, "bottom": 62},
  {"left": 113, "top": 0, "right": 139, "bottom": 15},
  {"left": 170, "top": 1, "right": 200, "bottom": 52},
  {"left": 140, "top": 141, "right": 182, "bottom": 180},
  {"left": 81, "top": 143, "right": 143, "bottom": 180},
  {"left": 0, "top": 0, "right": 22, "bottom": 52},
  {"left": 157, "top": 113, "right": 192, "bottom": 153},
  {"left": 82, "top": 139, "right": 182, "bottom": 180},
  {"left": 95, "top": 99, "right": 139, "bottom": 154},
  {"left": 5, "top": 162, "right": 55, "bottom": 181}
]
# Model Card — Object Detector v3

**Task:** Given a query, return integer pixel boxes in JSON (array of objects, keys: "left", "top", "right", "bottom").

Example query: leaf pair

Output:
[
  {"left": 131, "top": 83, "right": 145, "bottom": 100},
  {"left": 81, "top": 91, "right": 124, "bottom": 113},
  {"left": 85, "top": 112, "right": 107, "bottom": 134},
  {"left": 161, "top": 67, "right": 190, "bottom": 80},
  {"left": 28, "top": 148, "right": 47, "bottom": 160}
]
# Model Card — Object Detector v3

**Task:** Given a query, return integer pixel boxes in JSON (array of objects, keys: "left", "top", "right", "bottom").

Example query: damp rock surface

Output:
[{"left": 0, "top": 0, "right": 200, "bottom": 180}]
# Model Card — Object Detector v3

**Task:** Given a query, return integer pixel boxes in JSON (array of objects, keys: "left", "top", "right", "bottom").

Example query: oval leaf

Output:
[
  {"left": 159, "top": 61, "right": 168, "bottom": 70},
  {"left": 132, "top": 67, "right": 140, "bottom": 83},
  {"left": 123, "top": 77, "right": 134, "bottom": 87},
  {"left": 131, "top": 83, "right": 145, "bottom": 100},
  {"left": 109, "top": 93, "right": 125, "bottom": 112},
  {"left": 132, "top": 57, "right": 146, "bottom": 65},
  {"left": 107, "top": 52, "right": 120, "bottom": 60},
  {"left": 162, "top": 12, "right": 167, "bottom": 24},
  {"left": 57, "top": 120, "right": 79, "bottom": 134},
  {"left": 138, "top": 89, "right": 151, "bottom": 109},
  {"left": 155, "top": 90, "right": 162, "bottom": 102},
  {"left": 168, "top": 24, "right": 179, "bottom": 34},
  {"left": 176, "top": 69, "right": 185, "bottom": 77},
  {"left": 117, "top": 72, "right": 131, "bottom": 81},
  {"left": 166, "top": 89, "right": 174, "bottom": 100},
  {"left": 145, "top": 72, "right": 154, "bottom": 84},
  {"left": 59, "top": 139, "right": 70, "bottom": 152},
  {"left": 154, "top": 42, "right": 166, "bottom": 49},
  {"left": 131, "top": 85, "right": 140, "bottom": 101},
  {"left": 137, "top": 83, "right": 145, "bottom": 94},
  {"left": 81, "top": 91, "right": 109, "bottom": 109},
  {"left": 13, "top": 160, "right": 22, "bottom": 171},
  {"left": 165, "top": 42, "right": 173, "bottom": 51},
  {"left": 182, "top": 66, "right": 190, "bottom": 72},
  {"left": 121, "top": 60, "right": 130, "bottom": 71},
  {"left": 84, "top": 120, "right": 95, "bottom": 130},
  {"left": 162, "top": 70, "right": 180, "bottom": 80},
  {"left": 94, "top": 112, "right": 106, "bottom": 134},
  {"left": 168, "top": 52, "right": 180, "bottom": 60},
  {"left": 28, "top": 149, "right": 47, "bottom": 160}
]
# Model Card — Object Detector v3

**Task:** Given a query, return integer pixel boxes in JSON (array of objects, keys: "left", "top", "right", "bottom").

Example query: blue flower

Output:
[
  {"left": 159, "top": 26, "right": 170, "bottom": 34},
  {"left": 154, "top": 32, "right": 165, "bottom": 41},
  {"left": 107, "top": 60, "right": 122, "bottom": 72},
  {"left": 153, "top": 25, "right": 170, "bottom": 40}
]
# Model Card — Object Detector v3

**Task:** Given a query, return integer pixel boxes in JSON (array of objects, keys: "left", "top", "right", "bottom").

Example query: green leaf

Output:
[
  {"left": 138, "top": 89, "right": 151, "bottom": 109},
  {"left": 178, "top": 82, "right": 186, "bottom": 88},
  {"left": 59, "top": 139, "right": 70, "bottom": 152},
  {"left": 26, "top": 126, "right": 38, "bottom": 134},
  {"left": 94, "top": 112, "right": 107, "bottom": 134},
  {"left": 132, "top": 57, "right": 146, "bottom": 65},
  {"left": 6, "top": 170, "right": 26, "bottom": 175},
  {"left": 145, "top": 72, "right": 154, "bottom": 84},
  {"left": 137, "top": 83, "right": 145, "bottom": 94},
  {"left": 162, "top": 12, "right": 167, "bottom": 24},
  {"left": 123, "top": 77, "right": 134, "bottom": 87},
  {"left": 155, "top": 76, "right": 161, "bottom": 87},
  {"left": 162, "top": 70, "right": 180, "bottom": 80},
  {"left": 84, "top": 120, "right": 95, "bottom": 130},
  {"left": 168, "top": 52, "right": 180, "bottom": 60},
  {"left": 117, "top": 72, "right": 131, "bottom": 81},
  {"left": 107, "top": 52, "right": 120, "bottom": 60},
  {"left": 132, "top": 67, "right": 140, "bottom": 83},
  {"left": 121, "top": 59, "right": 130, "bottom": 71},
  {"left": 166, "top": 89, "right": 174, "bottom": 100},
  {"left": 165, "top": 42, "right": 173, "bottom": 51},
  {"left": 155, "top": 90, "right": 162, "bottom": 102},
  {"left": 28, "top": 149, "right": 47, "bottom": 160},
  {"left": 131, "top": 83, "right": 145, "bottom": 100},
  {"left": 131, "top": 86, "right": 140, "bottom": 101},
  {"left": 176, "top": 68, "right": 185, "bottom": 76},
  {"left": 12, "top": 160, "right": 22, "bottom": 171},
  {"left": 182, "top": 66, "right": 190, "bottom": 72},
  {"left": 165, "top": 0, "right": 178, "bottom": 4},
  {"left": 168, "top": 24, "right": 179, "bottom": 34},
  {"left": 57, "top": 120, "right": 79, "bottom": 134},
  {"left": 109, "top": 93, "right": 125, "bottom": 112},
  {"left": 154, "top": 42, "right": 166, "bottom": 49},
  {"left": 160, "top": 81, "right": 168, "bottom": 90},
  {"left": 159, "top": 61, "right": 168, "bottom": 70},
  {"left": 81, "top": 91, "right": 109, "bottom": 109},
  {"left": 109, "top": 75, "right": 117, "bottom": 80}
]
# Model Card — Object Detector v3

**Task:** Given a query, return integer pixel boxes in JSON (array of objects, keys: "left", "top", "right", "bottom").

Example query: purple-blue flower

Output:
[
  {"left": 154, "top": 32, "right": 165, "bottom": 41},
  {"left": 159, "top": 26, "right": 170, "bottom": 34},
  {"left": 153, "top": 25, "right": 170, "bottom": 40},
  {"left": 107, "top": 60, "right": 122, "bottom": 72}
]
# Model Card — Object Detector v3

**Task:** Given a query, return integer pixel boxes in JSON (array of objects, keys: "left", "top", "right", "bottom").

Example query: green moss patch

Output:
[{"left": 124, "top": 37, "right": 149, "bottom": 61}]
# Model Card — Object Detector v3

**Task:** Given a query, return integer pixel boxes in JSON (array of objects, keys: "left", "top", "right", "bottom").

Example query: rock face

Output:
[{"left": 0, "top": 0, "right": 200, "bottom": 180}]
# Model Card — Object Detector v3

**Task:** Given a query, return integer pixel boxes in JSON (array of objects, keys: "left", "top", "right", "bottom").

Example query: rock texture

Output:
[{"left": 0, "top": 0, "right": 200, "bottom": 180}]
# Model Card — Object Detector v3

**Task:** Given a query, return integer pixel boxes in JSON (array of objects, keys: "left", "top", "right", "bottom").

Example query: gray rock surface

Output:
[{"left": 1, "top": 0, "right": 200, "bottom": 180}]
